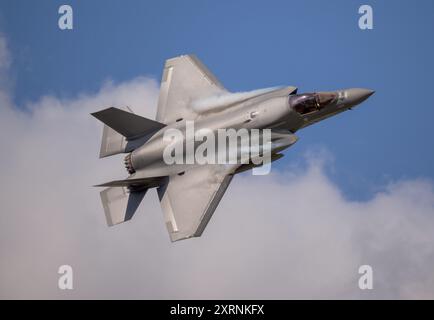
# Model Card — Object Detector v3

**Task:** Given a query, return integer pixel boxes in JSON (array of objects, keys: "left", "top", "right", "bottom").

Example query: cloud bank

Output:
[{"left": 1, "top": 35, "right": 434, "bottom": 299}]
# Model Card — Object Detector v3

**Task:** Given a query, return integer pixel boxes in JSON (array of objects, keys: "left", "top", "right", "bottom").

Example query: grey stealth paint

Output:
[{"left": 91, "top": 54, "right": 374, "bottom": 242}]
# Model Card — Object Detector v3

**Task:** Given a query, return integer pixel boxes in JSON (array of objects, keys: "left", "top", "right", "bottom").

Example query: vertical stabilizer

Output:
[
  {"left": 92, "top": 106, "right": 166, "bottom": 158},
  {"left": 99, "top": 124, "right": 128, "bottom": 158}
]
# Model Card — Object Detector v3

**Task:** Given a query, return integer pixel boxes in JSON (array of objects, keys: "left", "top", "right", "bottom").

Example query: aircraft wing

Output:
[
  {"left": 156, "top": 54, "right": 227, "bottom": 124},
  {"left": 157, "top": 164, "right": 238, "bottom": 242}
]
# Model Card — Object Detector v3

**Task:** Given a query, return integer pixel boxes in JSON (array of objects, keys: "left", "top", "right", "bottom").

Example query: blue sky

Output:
[{"left": 1, "top": 0, "right": 434, "bottom": 200}]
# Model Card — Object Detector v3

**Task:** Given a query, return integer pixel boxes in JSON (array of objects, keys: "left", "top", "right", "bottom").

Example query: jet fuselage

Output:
[{"left": 129, "top": 87, "right": 374, "bottom": 174}]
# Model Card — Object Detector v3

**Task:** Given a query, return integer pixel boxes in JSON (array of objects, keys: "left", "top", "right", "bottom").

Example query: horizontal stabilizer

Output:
[
  {"left": 99, "top": 187, "right": 147, "bottom": 226},
  {"left": 91, "top": 107, "right": 166, "bottom": 140}
]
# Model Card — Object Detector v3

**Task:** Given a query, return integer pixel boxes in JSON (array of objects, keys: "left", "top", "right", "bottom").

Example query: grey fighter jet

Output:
[{"left": 92, "top": 55, "right": 374, "bottom": 242}]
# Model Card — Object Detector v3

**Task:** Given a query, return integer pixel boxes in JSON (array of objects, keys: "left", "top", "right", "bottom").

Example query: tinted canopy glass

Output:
[{"left": 290, "top": 92, "right": 337, "bottom": 115}]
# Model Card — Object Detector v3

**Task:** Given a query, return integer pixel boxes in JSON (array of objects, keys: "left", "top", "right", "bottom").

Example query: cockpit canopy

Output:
[{"left": 289, "top": 92, "right": 337, "bottom": 115}]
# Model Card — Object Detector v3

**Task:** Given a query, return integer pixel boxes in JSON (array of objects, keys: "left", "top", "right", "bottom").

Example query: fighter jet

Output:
[{"left": 92, "top": 54, "right": 374, "bottom": 242}]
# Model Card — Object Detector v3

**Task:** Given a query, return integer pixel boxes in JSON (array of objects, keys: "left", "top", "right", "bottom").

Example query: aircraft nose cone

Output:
[{"left": 344, "top": 88, "right": 375, "bottom": 106}]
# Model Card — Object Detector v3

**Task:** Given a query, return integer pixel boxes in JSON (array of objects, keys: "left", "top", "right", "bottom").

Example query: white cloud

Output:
[{"left": 1, "top": 35, "right": 434, "bottom": 299}]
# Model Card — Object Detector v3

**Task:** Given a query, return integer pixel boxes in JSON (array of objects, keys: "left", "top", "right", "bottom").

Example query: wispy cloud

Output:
[{"left": 191, "top": 87, "right": 280, "bottom": 114}]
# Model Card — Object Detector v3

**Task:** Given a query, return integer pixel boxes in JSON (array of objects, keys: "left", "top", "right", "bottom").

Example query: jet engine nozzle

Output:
[{"left": 124, "top": 153, "right": 136, "bottom": 174}]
